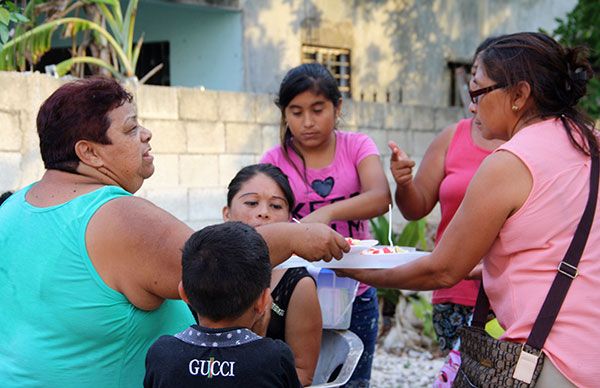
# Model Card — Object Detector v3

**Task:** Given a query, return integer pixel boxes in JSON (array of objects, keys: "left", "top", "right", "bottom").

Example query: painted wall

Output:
[
  {"left": 41, "top": 0, "right": 577, "bottom": 103},
  {"left": 240, "top": 0, "right": 577, "bottom": 106},
  {"left": 135, "top": 0, "right": 244, "bottom": 90}
]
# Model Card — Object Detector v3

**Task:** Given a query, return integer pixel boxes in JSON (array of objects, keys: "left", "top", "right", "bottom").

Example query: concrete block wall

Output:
[{"left": 0, "top": 72, "right": 463, "bottom": 230}]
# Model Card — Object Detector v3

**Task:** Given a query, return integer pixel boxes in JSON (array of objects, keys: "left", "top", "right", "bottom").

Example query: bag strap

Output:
[
  {"left": 470, "top": 154, "right": 599, "bottom": 350},
  {"left": 527, "top": 154, "right": 599, "bottom": 349},
  {"left": 471, "top": 283, "right": 490, "bottom": 329}
]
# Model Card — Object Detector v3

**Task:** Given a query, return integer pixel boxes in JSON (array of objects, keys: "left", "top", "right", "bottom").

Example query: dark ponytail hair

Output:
[
  {"left": 479, "top": 32, "right": 597, "bottom": 155},
  {"left": 276, "top": 63, "right": 342, "bottom": 183},
  {"left": 226, "top": 163, "right": 295, "bottom": 212}
]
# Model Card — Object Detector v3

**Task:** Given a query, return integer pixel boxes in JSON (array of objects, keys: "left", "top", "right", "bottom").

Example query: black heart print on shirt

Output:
[{"left": 311, "top": 177, "right": 335, "bottom": 198}]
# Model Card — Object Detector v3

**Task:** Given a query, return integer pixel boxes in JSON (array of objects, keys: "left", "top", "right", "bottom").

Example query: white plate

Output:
[
  {"left": 275, "top": 249, "right": 429, "bottom": 269},
  {"left": 348, "top": 239, "right": 379, "bottom": 254}
]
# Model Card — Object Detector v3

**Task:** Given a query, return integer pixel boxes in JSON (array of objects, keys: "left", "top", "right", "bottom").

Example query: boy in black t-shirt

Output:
[{"left": 144, "top": 222, "right": 302, "bottom": 388}]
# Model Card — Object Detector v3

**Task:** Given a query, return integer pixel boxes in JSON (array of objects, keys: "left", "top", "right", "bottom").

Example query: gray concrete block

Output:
[
  {"left": 409, "top": 106, "right": 436, "bottom": 131},
  {"left": 30, "top": 72, "right": 63, "bottom": 114},
  {"left": 136, "top": 84, "right": 178, "bottom": 120},
  {"left": 413, "top": 130, "right": 437, "bottom": 157},
  {"left": 17, "top": 109, "right": 45, "bottom": 187},
  {"left": 140, "top": 187, "right": 189, "bottom": 221},
  {"left": 141, "top": 119, "right": 186, "bottom": 153},
  {"left": 185, "top": 219, "right": 224, "bottom": 232},
  {"left": 19, "top": 110, "right": 37, "bottom": 150},
  {"left": 0, "top": 111, "right": 21, "bottom": 151},
  {"left": 0, "top": 72, "right": 31, "bottom": 111},
  {"left": 356, "top": 101, "right": 385, "bottom": 129},
  {"left": 180, "top": 154, "right": 220, "bottom": 188},
  {"left": 384, "top": 104, "right": 411, "bottom": 130},
  {"left": 17, "top": 153, "right": 44, "bottom": 188},
  {"left": 219, "top": 154, "right": 256, "bottom": 186},
  {"left": 255, "top": 93, "right": 280, "bottom": 124},
  {"left": 225, "top": 122, "right": 263, "bottom": 154},
  {"left": 179, "top": 88, "right": 219, "bottom": 122},
  {"left": 187, "top": 121, "right": 226, "bottom": 153},
  {"left": 143, "top": 154, "right": 180, "bottom": 189},
  {"left": 188, "top": 187, "right": 228, "bottom": 222},
  {"left": 261, "top": 125, "right": 280, "bottom": 154},
  {"left": 386, "top": 129, "right": 412, "bottom": 157},
  {"left": 218, "top": 91, "right": 256, "bottom": 122},
  {"left": 0, "top": 152, "right": 21, "bottom": 190},
  {"left": 340, "top": 100, "right": 357, "bottom": 127},
  {"left": 434, "top": 107, "right": 464, "bottom": 130}
]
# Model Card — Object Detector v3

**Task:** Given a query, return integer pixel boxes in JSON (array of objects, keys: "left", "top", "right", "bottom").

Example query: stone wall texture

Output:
[{"left": 0, "top": 72, "right": 463, "bottom": 229}]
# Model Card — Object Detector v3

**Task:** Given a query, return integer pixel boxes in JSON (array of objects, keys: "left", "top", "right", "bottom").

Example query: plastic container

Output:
[{"left": 310, "top": 268, "right": 359, "bottom": 330}]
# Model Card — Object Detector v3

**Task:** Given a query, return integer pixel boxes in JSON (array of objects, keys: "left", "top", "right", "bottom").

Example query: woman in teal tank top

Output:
[{"left": 0, "top": 78, "right": 348, "bottom": 387}]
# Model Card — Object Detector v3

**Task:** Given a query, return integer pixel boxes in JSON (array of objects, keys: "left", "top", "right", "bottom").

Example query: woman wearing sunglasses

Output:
[{"left": 340, "top": 32, "right": 599, "bottom": 387}]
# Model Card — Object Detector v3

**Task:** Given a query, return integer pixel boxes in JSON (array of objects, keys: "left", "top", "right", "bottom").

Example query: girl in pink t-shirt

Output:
[{"left": 261, "top": 63, "right": 391, "bottom": 386}]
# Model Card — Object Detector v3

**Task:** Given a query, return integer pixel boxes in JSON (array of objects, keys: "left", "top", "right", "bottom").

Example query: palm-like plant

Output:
[{"left": 0, "top": 0, "right": 156, "bottom": 82}]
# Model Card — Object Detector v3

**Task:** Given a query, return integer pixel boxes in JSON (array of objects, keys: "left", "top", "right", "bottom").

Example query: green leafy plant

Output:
[
  {"left": 369, "top": 215, "right": 427, "bottom": 251},
  {"left": 547, "top": 0, "right": 600, "bottom": 119},
  {"left": 407, "top": 293, "right": 435, "bottom": 341},
  {"left": 0, "top": 1, "right": 29, "bottom": 52},
  {"left": 0, "top": 0, "right": 158, "bottom": 82}
]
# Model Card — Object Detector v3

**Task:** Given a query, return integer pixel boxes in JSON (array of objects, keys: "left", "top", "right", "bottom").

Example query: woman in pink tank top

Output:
[
  {"left": 339, "top": 32, "right": 599, "bottom": 387},
  {"left": 388, "top": 37, "right": 504, "bottom": 353}
]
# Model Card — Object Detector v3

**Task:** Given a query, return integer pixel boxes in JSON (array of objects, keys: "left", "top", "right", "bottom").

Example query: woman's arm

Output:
[
  {"left": 300, "top": 154, "right": 391, "bottom": 224},
  {"left": 257, "top": 222, "right": 349, "bottom": 267},
  {"left": 284, "top": 277, "right": 322, "bottom": 386},
  {"left": 87, "top": 199, "right": 349, "bottom": 310},
  {"left": 86, "top": 197, "right": 194, "bottom": 310},
  {"left": 390, "top": 124, "right": 456, "bottom": 220},
  {"left": 337, "top": 150, "right": 532, "bottom": 290}
]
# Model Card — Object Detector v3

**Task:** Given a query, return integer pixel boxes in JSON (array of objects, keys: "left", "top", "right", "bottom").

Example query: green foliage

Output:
[
  {"left": 369, "top": 215, "right": 427, "bottom": 250},
  {"left": 0, "top": 1, "right": 29, "bottom": 52},
  {"left": 0, "top": 0, "right": 149, "bottom": 82},
  {"left": 407, "top": 293, "right": 435, "bottom": 341},
  {"left": 549, "top": 0, "right": 600, "bottom": 119}
]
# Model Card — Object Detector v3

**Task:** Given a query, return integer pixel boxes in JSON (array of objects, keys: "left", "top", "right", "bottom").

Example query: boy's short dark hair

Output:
[{"left": 182, "top": 221, "right": 271, "bottom": 322}]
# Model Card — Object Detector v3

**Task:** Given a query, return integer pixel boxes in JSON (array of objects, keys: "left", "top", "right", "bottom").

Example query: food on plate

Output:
[
  {"left": 345, "top": 237, "right": 363, "bottom": 246},
  {"left": 361, "top": 246, "right": 409, "bottom": 255}
]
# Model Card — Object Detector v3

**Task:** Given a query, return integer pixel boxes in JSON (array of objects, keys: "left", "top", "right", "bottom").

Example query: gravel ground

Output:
[{"left": 370, "top": 346, "right": 445, "bottom": 388}]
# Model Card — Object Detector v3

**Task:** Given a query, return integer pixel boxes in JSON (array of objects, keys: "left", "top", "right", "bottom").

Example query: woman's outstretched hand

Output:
[
  {"left": 291, "top": 223, "right": 350, "bottom": 262},
  {"left": 388, "top": 140, "right": 416, "bottom": 187},
  {"left": 257, "top": 223, "right": 349, "bottom": 267}
]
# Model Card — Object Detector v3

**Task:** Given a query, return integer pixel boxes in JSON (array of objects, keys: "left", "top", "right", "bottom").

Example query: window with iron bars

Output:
[{"left": 301, "top": 45, "right": 351, "bottom": 98}]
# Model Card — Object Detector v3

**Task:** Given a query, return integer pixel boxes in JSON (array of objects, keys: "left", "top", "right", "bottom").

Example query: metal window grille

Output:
[{"left": 302, "top": 45, "right": 351, "bottom": 97}]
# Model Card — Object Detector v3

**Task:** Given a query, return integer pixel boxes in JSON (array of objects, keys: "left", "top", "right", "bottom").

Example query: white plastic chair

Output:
[{"left": 308, "top": 329, "right": 364, "bottom": 388}]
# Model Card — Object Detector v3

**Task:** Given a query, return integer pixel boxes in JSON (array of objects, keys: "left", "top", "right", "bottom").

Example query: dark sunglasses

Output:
[{"left": 469, "top": 83, "right": 506, "bottom": 104}]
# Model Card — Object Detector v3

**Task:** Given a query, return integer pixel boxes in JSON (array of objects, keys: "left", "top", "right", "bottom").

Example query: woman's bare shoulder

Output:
[
  {"left": 86, "top": 195, "right": 193, "bottom": 307},
  {"left": 291, "top": 275, "right": 318, "bottom": 303}
]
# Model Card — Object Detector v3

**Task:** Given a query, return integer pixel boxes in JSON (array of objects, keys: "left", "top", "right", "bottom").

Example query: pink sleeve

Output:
[
  {"left": 352, "top": 132, "right": 380, "bottom": 164},
  {"left": 260, "top": 147, "right": 278, "bottom": 164}
]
